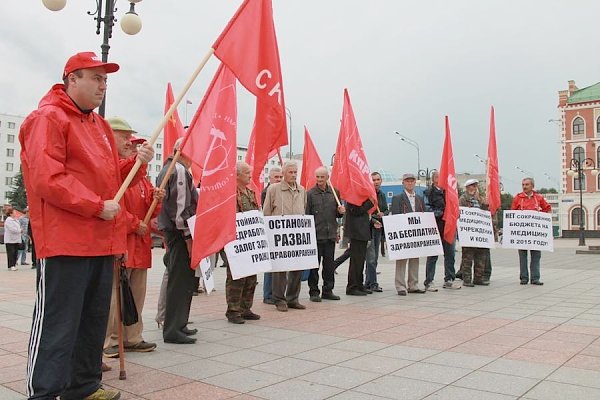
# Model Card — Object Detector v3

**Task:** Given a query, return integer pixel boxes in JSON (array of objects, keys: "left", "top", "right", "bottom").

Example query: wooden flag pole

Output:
[
  {"left": 113, "top": 48, "right": 214, "bottom": 202},
  {"left": 141, "top": 149, "right": 184, "bottom": 225},
  {"left": 327, "top": 180, "right": 342, "bottom": 207}
]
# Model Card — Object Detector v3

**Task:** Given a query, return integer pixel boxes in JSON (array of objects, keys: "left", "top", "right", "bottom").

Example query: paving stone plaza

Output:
[{"left": 1, "top": 239, "right": 600, "bottom": 399}]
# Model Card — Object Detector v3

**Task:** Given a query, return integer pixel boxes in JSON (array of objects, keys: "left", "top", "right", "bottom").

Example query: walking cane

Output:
[{"left": 114, "top": 259, "right": 127, "bottom": 380}]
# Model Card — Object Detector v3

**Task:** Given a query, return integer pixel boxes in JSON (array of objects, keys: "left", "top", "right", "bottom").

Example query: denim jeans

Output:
[
  {"left": 425, "top": 239, "right": 456, "bottom": 285},
  {"left": 365, "top": 229, "right": 382, "bottom": 287},
  {"left": 518, "top": 250, "right": 541, "bottom": 282},
  {"left": 263, "top": 272, "right": 272, "bottom": 300}
]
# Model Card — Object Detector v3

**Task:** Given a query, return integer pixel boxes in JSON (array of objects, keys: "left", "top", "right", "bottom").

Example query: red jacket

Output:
[
  {"left": 19, "top": 84, "right": 146, "bottom": 258},
  {"left": 123, "top": 176, "right": 160, "bottom": 268},
  {"left": 511, "top": 191, "right": 551, "bottom": 213}
]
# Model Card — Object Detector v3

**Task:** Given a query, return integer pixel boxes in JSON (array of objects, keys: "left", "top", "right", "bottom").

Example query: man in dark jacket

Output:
[
  {"left": 424, "top": 171, "right": 461, "bottom": 290},
  {"left": 365, "top": 172, "right": 388, "bottom": 292},
  {"left": 344, "top": 198, "right": 374, "bottom": 296},
  {"left": 306, "top": 167, "right": 345, "bottom": 301}
]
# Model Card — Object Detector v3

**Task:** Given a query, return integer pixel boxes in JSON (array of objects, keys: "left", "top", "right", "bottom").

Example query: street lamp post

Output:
[
  {"left": 417, "top": 168, "right": 437, "bottom": 187},
  {"left": 394, "top": 131, "right": 420, "bottom": 176},
  {"left": 567, "top": 158, "right": 599, "bottom": 246},
  {"left": 42, "top": 0, "right": 143, "bottom": 117},
  {"left": 515, "top": 165, "right": 535, "bottom": 178},
  {"left": 286, "top": 107, "right": 292, "bottom": 159}
]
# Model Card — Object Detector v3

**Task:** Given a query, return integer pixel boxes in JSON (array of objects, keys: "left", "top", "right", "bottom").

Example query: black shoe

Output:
[
  {"left": 531, "top": 281, "right": 544, "bottom": 286},
  {"left": 397, "top": 290, "right": 407, "bottom": 296},
  {"left": 473, "top": 281, "right": 489, "bottom": 286},
  {"left": 181, "top": 327, "right": 198, "bottom": 336},
  {"left": 241, "top": 311, "right": 261, "bottom": 320},
  {"left": 463, "top": 282, "right": 475, "bottom": 287},
  {"left": 287, "top": 302, "right": 306, "bottom": 310},
  {"left": 228, "top": 316, "right": 245, "bottom": 324},
  {"left": 370, "top": 284, "right": 383, "bottom": 292},
  {"left": 407, "top": 288, "right": 426, "bottom": 294},
  {"left": 309, "top": 295, "right": 322, "bottom": 302},
  {"left": 361, "top": 288, "right": 373, "bottom": 294},
  {"left": 346, "top": 289, "right": 367, "bottom": 296},
  {"left": 164, "top": 336, "right": 196, "bottom": 344},
  {"left": 263, "top": 298, "right": 275, "bottom": 305},
  {"left": 520, "top": 280, "right": 528, "bottom": 285},
  {"left": 322, "top": 292, "right": 341, "bottom": 300}
]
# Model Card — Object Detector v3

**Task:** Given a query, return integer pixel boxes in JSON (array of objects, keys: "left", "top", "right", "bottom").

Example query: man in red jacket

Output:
[
  {"left": 20, "top": 52, "right": 153, "bottom": 400},
  {"left": 511, "top": 177, "right": 552, "bottom": 285},
  {"left": 103, "top": 117, "right": 163, "bottom": 358}
]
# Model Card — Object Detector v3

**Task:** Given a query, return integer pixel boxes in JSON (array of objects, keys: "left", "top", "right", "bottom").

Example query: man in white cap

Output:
[
  {"left": 20, "top": 52, "right": 154, "bottom": 400},
  {"left": 459, "top": 179, "right": 488, "bottom": 286}
]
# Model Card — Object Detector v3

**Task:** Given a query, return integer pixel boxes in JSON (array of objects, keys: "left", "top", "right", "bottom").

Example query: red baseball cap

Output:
[
  {"left": 131, "top": 134, "right": 146, "bottom": 144},
  {"left": 63, "top": 52, "right": 120, "bottom": 79}
]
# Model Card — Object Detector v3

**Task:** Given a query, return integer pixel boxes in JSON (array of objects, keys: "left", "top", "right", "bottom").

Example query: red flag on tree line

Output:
[
  {"left": 213, "top": 0, "right": 288, "bottom": 193},
  {"left": 438, "top": 116, "right": 459, "bottom": 244},
  {"left": 330, "top": 89, "right": 377, "bottom": 208},
  {"left": 486, "top": 106, "right": 501, "bottom": 215},
  {"left": 163, "top": 83, "right": 186, "bottom": 163},
  {"left": 300, "top": 126, "right": 323, "bottom": 190},
  {"left": 180, "top": 64, "right": 238, "bottom": 268}
]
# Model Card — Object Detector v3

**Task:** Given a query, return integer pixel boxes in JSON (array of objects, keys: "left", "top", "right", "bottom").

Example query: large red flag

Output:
[
  {"left": 486, "top": 106, "right": 501, "bottom": 215},
  {"left": 300, "top": 126, "right": 323, "bottom": 190},
  {"left": 163, "top": 83, "right": 186, "bottom": 163},
  {"left": 438, "top": 116, "right": 459, "bottom": 244},
  {"left": 331, "top": 89, "right": 377, "bottom": 208},
  {"left": 213, "top": 0, "right": 288, "bottom": 192},
  {"left": 181, "top": 64, "right": 238, "bottom": 268}
]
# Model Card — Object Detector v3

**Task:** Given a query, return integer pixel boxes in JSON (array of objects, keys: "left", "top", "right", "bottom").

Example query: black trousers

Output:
[
  {"left": 308, "top": 240, "right": 336, "bottom": 296},
  {"left": 5, "top": 242, "right": 19, "bottom": 268},
  {"left": 347, "top": 239, "right": 368, "bottom": 292},
  {"left": 26, "top": 255, "right": 113, "bottom": 400},
  {"left": 163, "top": 230, "right": 195, "bottom": 342}
]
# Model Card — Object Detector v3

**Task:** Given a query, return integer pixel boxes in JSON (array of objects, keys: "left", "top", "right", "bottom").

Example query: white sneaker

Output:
[
  {"left": 443, "top": 280, "right": 461, "bottom": 289},
  {"left": 425, "top": 284, "right": 438, "bottom": 292},
  {"left": 9, "top": 266, "right": 18, "bottom": 271}
]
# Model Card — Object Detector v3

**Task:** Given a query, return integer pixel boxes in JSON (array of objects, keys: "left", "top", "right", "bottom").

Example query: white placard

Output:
[
  {"left": 199, "top": 257, "right": 215, "bottom": 294},
  {"left": 224, "top": 210, "right": 273, "bottom": 279},
  {"left": 502, "top": 210, "right": 554, "bottom": 252},
  {"left": 264, "top": 215, "right": 319, "bottom": 272},
  {"left": 383, "top": 212, "right": 444, "bottom": 260},
  {"left": 457, "top": 207, "right": 496, "bottom": 249}
]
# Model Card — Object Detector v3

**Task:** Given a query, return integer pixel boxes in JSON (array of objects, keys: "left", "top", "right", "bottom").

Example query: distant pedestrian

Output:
[{"left": 4, "top": 206, "right": 21, "bottom": 271}]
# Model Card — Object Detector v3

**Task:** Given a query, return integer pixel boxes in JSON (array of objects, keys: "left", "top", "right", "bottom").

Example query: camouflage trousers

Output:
[
  {"left": 225, "top": 266, "right": 257, "bottom": 319},
  {"left": 460, "top": 247, "right": 487, "bottom": 283}
]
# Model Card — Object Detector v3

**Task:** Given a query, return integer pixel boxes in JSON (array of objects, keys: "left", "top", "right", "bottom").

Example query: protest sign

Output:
[
  {"left": 457, "top": 207, "right": 496, "bottom": 248},
  {"left": 224, "top": 210, "right": 272, "bottom": 279},
  {"left": 502, "top": 210, "right": 554, "bottom": 252},
  {"left": 198, "top": 257, "right": 215, "bottom": 294},
  {"left": 264, "top": 215, "right": 319, "bottom": 272},
  {"left": 383, "top": 212, "right": 443, "bottom": 260}
]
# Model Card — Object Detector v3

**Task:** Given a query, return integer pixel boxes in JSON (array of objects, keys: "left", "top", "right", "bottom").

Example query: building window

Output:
[
  {"left": 597, "top": 146, "right": 600, "bottom": 166},
  {"left": 6, "top": 149, "right": 14, "bottom": 157},
  {"left": 7, "top": 134, "right": 14, "bottom": 143},
  {"left": 238, "top": 155, "right": 242, "bottom": 161},
  {"left": 156, "top": 143, "right": 162, "bottom": 149},
  {"left": 597, "top": 208, "right": 600, "bottom": 227},
  {"left": 6, "top": 163, "right": 13, "bottom": 172},
  {"left": 573, "top": 117, "right": 584, "bottom": 135},
  {"left": 7, "top": 122, "right": 15, "bottom": 129},
  {"left": 5, "top": 177, "right": 12, "bottom": 185},
  {"left": 573, "top": 146, "right": 585, "bottom": 164},
  {"left": 574, "top": 174, "right": 586, "bottom": 191},
  {"left": 156, "top": 154, "right": 162, "bottom": 161},
  {"left": 597, "top": 117, "right": 600, "bottom": 134},
  {"left": 155, "top": 165, "right": 160, "bottom": 172},
  {"left": 571, "top": 207, "right": 586, "bottom": 228},
  {"left": 597, "top": 173, "right": 600, "bottom": 191}
]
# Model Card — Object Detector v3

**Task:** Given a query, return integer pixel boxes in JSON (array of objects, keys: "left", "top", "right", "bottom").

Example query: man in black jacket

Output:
[
  {"left": 424, "top": 171, "right": 460, "bottom": 290},
  {"left": 365, "top": 172, "right": 388, "bottom": 292},
  {"left": 306, "top": 167, "right": 345, "bottom": 301},
  {"left": 344, "top": 198, "right": 374, "bottom": 296}
]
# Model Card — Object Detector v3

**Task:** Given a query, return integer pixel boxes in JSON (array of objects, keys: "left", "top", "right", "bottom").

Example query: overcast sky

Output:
[{"left": 1, "top": 0, "right": 599, "bottom": 193}]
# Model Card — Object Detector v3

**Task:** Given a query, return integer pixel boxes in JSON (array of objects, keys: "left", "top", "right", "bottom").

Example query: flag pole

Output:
[
  {"left": 327, "top": 180, "right": 341, "bottom": 207},
  {"left": 114, "top": 259, "right": 127, "bottom": 380},
  {"left": 113, "top": 48, "right": 215, "bottom": 202},
  {"left": 141, "top": 149, "right": 184, "bottom": 225}
]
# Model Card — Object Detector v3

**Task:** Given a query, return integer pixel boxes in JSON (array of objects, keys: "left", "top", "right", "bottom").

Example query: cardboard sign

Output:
[
  {"left": 457, "top": 207, "right": 496, "bottom": 248},
  {"left": 502, "top": 210, "right": 554, "bottom": 252},
  {"left": 264, "top": 215, "right": 319, "bottom": 272},
  {"left": 198, "top": 257, "right": 215, "bottom": 294},
  {"left": 383, "top": 212, "right": 443, "bottom": 260}
]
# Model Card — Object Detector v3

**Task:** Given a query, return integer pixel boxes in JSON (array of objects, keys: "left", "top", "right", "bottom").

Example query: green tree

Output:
[
  {"left": 497, "top": 192, "right": 514, "bottom": 227},
  {"left": 7, "top": 170, "right": 27, "bottom": 210}
]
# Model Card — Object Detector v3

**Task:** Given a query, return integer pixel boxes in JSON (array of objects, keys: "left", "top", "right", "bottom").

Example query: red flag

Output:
[
  {"left": 438, "top": 116, "right": 459, "bottom": 244},
  {"left": 180, "top": 64, "right": 238, "bottom": 268},
  {"left": 486, "top": 106, "right": 501, "bottom": 215},
  {"left": 163, "top": 83, "right": 186, "bottom": 163},
  {"left": 213, "top": 0, "right": 288, "bottom": 192},
  {"left": 300, "top": 126, "right": 323, "bottom": 190},
  {"left": 330, "top": 89, "right": 377, "bottom": 208}
]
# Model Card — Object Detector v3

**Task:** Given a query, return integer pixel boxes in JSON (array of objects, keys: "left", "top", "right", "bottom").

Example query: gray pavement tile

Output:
[
  {"left": 160, "top": 358, "right": 241, "bottom": 380},
  {"left": 252, "top": 328, "right": 307, "bottom": 340},
  {"left": 123, "top": 348, "right": 199, "bottom": 369},
  {"left": 547, "top": 366, "right": 600, "bottom": 389},
  {"left": 523, "top": 380, "right": 600, "bottom": 400},
  {"left": 214, "top": 335, "right": 275, "bottom": 349},
  {"left": 338, "top": 354, "right": 414, "bottom": 374},
  {"left": 287, "top": 333, "right": 346, "bottom": 346},
  {"left": 424, "top": 351, "right": 495, "bottom": 369},
  {"left": 392, "top": 362, "right": 472, "bottom": 385},
  {"left": 424, "top": 386, "right": 517, "bottom": 400},
  {"left": 0, "top": 386, "right": 24, "bottom": 400},
  {"left": 202, "top": 368, "right": 287, "bottom": 393},
  {"left": 176, "top": 342, "right": 239, "bottom": 358},
  {"left": 249, "top": 378, "right": 343, "bottom": 400},
  {"left": 299, "top": 365, "right": 381, "bottom": 389},
  {"left": 480, "top": 358, "right": 557, "bottom": 379},
  {"left": 454, "top": 371, "right": 539, "bottom": 396},
  {"left": 250, "top": 357, "right": 328, "bottom": 378},
  {"left": 209, "top": 348, "right": 281, "bottom": 367},
  {"left": 327, "top": 391, "right": 394, "bottom": 400},
  {"left": 354, "top": 375, "right": 443, "bottom": 400},
  {"left": 250, "top": 340, "right": 321, "bottom": 356},
  {"left": 328, "top": 339, "right": 390, "bottom": 353},
  {"left": 197, "top": 329, "right": 243, "bottom": 342},
  {"left": 293, "top": 347, "right": 362, "bottom": 364},
  {"left": 372, "top": 344, "right": 440, "bottom": 361}
]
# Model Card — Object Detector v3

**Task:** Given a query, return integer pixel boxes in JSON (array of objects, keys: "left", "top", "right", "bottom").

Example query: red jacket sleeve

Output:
[
  {"left": 537, "top": 194, "right": 552, "bottom": 213},
  {"left": 119, "top": 156, "right": 148, "bottom": 188}
]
